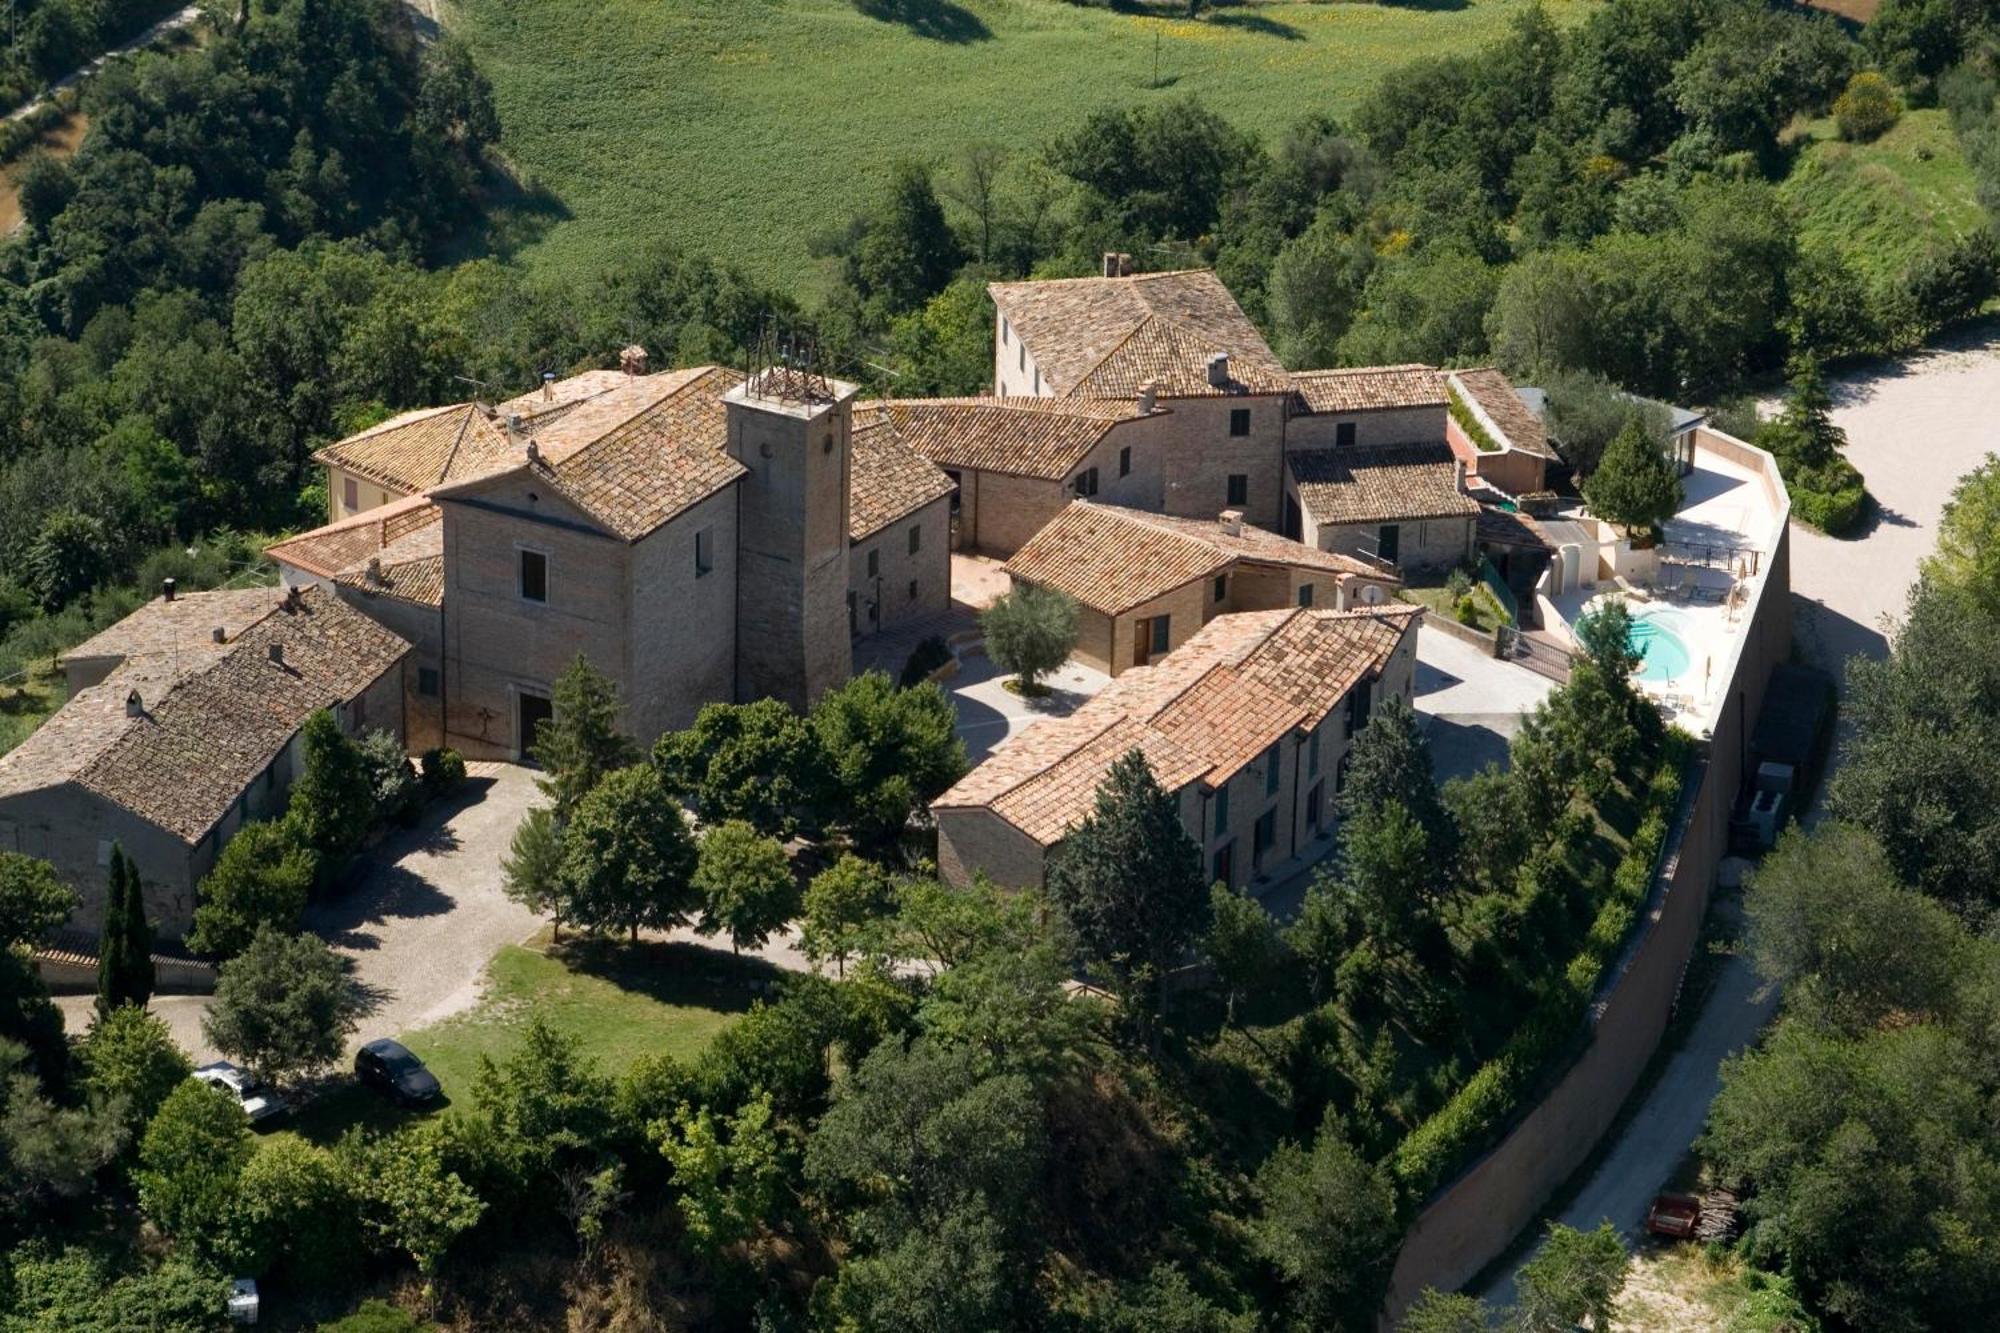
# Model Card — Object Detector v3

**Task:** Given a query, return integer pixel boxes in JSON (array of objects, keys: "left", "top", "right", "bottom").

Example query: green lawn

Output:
[
  {"left": 0, "top": 668, "right": 67, "bottom": 759},
  {"left": 286, "top": 937, "right": 774, "bottom": 1142},
  {"left": 1782, "top": 109, "right": 1986, "bottom": 288},
  {"left": 450, "top": 0, "right": 1594, "bottom": 296},
  {"left": 1399, "top": 581, "right": 1508, "bottom": 634}
]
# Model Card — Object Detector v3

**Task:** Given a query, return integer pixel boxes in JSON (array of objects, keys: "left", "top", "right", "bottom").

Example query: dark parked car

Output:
[{"left": 354, "top": 1038, "right": 440, "bottom": 1106}]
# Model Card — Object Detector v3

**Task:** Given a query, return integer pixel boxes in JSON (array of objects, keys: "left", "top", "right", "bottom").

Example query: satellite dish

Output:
[{"left": 1362, "top": 583, "right": 1386, "bottom": 606}]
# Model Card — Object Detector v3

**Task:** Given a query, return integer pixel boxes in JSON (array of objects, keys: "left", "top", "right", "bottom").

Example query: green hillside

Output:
[
  {"left": 451, "top": 0, "right": 1594, "bottom": 296},
  {"left": 1783, "top": 108, "right": 1985, "bottom": 288}
]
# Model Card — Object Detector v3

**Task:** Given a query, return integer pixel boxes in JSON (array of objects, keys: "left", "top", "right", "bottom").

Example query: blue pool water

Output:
[{"left": 1628, "top": 611, "right": 1693, "bottom": 683}]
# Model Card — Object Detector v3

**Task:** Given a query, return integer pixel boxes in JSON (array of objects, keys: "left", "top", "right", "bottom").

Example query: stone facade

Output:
[
  {"left": 1158, "top": 395, "right": 1289, "bottom": 530},
  {"left": 1308, "top": 514, "right": 1476, "bottom": 575},
  {"left": 1287, "top": 404, "right": 1448, "bottom": 452},
  {"left": 848, "top": 495, "right": 952, "bottom": 637},
  {"left": 725, "top": 381, "right": 855, "bottom": 714}
]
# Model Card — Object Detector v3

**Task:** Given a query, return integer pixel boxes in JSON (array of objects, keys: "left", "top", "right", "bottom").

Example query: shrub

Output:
[
  {"left": 898, "top": 634, "right": 954, "bottom": 687},
  {"left": 420, "top": 747, "right": 467, "bottom": 792},
  {"left": 136, "top": 1079, "right": 254, "bottom": 1251},
  {"left": 319, "top": 1301, "right": 432, "bottom": 1333},
  {"left": 358, "top": 729, "right": 421, "bottom": 827},
  {"left": 1453, "top": 595, "right": 1481, "bottom": 626},
  {"left": 1789, "top": 461, "right": 1869, "bottom": 535},
  {"left": 1834, "top": 71, "right": 1902, "bottom": 142},
  {"left": 188, "top": 817, "right": 318, "bottom": 960},
  {"left": 1444, "top": 568, "right": 1473, "bottom": 601}
]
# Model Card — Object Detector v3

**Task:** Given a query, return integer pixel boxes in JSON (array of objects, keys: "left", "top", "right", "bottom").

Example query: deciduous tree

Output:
[
  {"left": 288, "top": 709, "right": 376, "bottom": 869},
  {"left": 554, "top": 764, "right": 698, "bottom": 941},
  {"left": 692, "top": 820, "right": 798, "bottom": 953},
  {"left": 188, "top": 817, "right": 316, "bottom": 959},
  {"left": 810, "top": 672, "right": 965, "bottom": 852},
  {"left": 499, "top": 805, "right": 565, "bottom": 935},
  {"left": 1251, "top": 1116, "right": 1399, "bottom": 1329},
  {"left": 135, "top": 1078, "right": 253, "bottom": 1250},
  {"left": 202, "top": 928, "right": 361, "bottom": 1085},
  {"left": 80, "top": 1004, "right": 190, "bottom": 1138},
  {"left": 653, "top": 697, "right": 820, "bottom": 838},
  {"left": 800, "top": 853, "right": 890, "bottom": 977}
]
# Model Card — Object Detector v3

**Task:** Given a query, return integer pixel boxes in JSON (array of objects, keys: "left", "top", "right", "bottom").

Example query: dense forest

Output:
[{"left": 0, "top": 0, "right": 1999, "bottom": 1328}]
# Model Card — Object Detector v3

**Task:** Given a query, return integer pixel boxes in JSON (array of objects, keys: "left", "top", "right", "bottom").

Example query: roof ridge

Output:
[
  {"left": 550, "top": 365, "right": 729, "bottom": 471},
  {"left": 934, "top": 709, "right": 1128, "bottom": 811},
  {"left": 434, "top": 403, "right": 493, "bottom": 486}
]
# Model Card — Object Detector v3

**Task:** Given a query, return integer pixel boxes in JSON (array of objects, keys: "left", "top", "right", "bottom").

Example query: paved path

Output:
[
  {"left": 4, "top": 5, "right": 199, "bottom": 125},
  {"left": 1478, "top": 328, "right": 2000, "bottom": 1307},
  {"left": 1413, "top": 626, "right": 1554, "bottom": 784},
  {"left": 948, "top": 648, "right": 1108, "bottom": 766}
]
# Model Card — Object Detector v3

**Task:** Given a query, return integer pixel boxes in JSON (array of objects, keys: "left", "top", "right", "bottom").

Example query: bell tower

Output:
[{"left": 724, "top": 363, "right": 856, "bottom": 711}]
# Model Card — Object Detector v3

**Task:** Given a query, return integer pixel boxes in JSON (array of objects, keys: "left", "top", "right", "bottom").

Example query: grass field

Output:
[
  {"left": 287, "top": 938, "right": 767, "bottom": 1142},
  {"left": 0, "top": 668, "right": 67, "bottom": 759},
  {"left": 1782, "top": 109, "right": 1986, "bottom": 288},
  {"left": 450, "top": 0, "right": 1594, "bottom": 296}
]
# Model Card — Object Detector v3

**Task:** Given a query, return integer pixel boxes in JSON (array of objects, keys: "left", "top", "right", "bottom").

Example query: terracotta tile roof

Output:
[
  {"left": 1006, "top": 502, "right": 1231, "bottom": 615},
  {"left": 1288, "top": 443, "right": 1481, "bottom": 526},
  {"left": 313, "top": 404, "right": 516, "bottom": 498},
  {"left": 854, "top": 397, "right": 1146, "bottom": 482},
  {"left": 850, "top": 417, "right": 956, "bottom": 542},
  {"left": 1449, "top": 368, "right": 1557, "bottom": 461},
  {"left": 1111, "top": 508, "right": 1394, "bottom": 582},
  {"left": 61, "top": 587, "right": 288, "bottom": 671},
  {"left": 1477, "top": 506, "right": 1557, "bottom": 551},
  {"left": 1291, "top": 365, "right": 1447, "bottom": 414},
  {"left": 988, "top": 270, "right": 1288, "bottom": 399},
  {"left": 332, "top": 515, "right": 447, "bottom": 608},
  {"left": 530, "top": 367, "right": 748, "bottom": 541},
  {"left": 265, "top": 495, "right": 441, "bottom": 578},
  {"left": 0, "top": 589, "right": 410, "bottom": 842},
  {"left": 936, "top": 606, "right": 1419, "bottom": 846},
  {"left": 497, "top": 369, "right": 634, "bottom": 422}
]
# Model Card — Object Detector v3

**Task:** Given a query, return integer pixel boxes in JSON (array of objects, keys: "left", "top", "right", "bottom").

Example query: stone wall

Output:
[
  {"left": 627, "top": 486, "right": 740, "bottom": 743},
  {"left": 1288, "top": 404, "right": 1448, "bottom": 451},
  {"left": 936, "top": 804, "right": 1048, "bottom": 889},
  {"left": 1379, "top": 433, "right": 1792, "bottom": 1323},
  {"left": 1159, "top": 396, "right": 1288, "bottom": 530},
  {"left": 850, "top": 495, "right": 953, "bottom": 636},
  {"left": 1312, "top": 515, "right": 1474, "bottom": 575}
]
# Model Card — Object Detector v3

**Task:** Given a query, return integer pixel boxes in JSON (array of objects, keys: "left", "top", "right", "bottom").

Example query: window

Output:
[
  {"left": 1213, "top": 842, "right": 1233, "bottom": 888},
  {"left": 1377, "top": 523, "right": 1401, "bottom": 564},
  {"left": 1336, "top": 421, "right": 1357, "bottom": 449},
  {"left": 908, "top": 579, "right": 918, "bottom": 601},
  {"left": 1346, "top": 678, "right": 1374, "bottom": 739},
  {"left": 1034, "top": 368, "right": 1041, "bottom": 394},
  {"left": 1308, "top": 728, "right": 1321, "bottom": 778},
  {"left": 417, "top": 666, "right": 440, "bottom": 698},
  {"left": 1226, "top": 474, "right": 1248, "bottom": 507},
  {"left": 1074, "top": 467, "right": 1099, "bottom": 497},
  {"left": 519, "top": 549, "right": 548, "bottom": 603},
  {"left": 1297, "top": 582, "right": 1315, "bottom": 608},
  {"left": 1119, "top": 446, "right": 1131, "bottom": 478},
  {"left": 695, "top": 527, "right": 714, "bottom": 577},
  {"left": 1336, "top": 752, "right": 1352, "bottom": 793},
  {"left": 342, "top": 477, "right": 359, "bottom": 511},
  {"left": 1213, "top": 573, "right": 1228, "bottom": 604},
  {"left": 867, "top": 549, "right": 879, "bottom": 579},
  {"left": 1264, "top": 743, "right": 1281, "bottom": 796},
  {"left": 1253, "top": 808, "right": 1277, "bottom": 868},
  {"left": 1213, "top": 783, "right": 1230, "bottom": 836},
  {"left": 908, "top": 525, "right": 922, "bottom": 555},
  {"left": 1001, "top": 318, "right": 1010, "bottom": 345},
  {"left": 1306, "top": 781, "right": 1323, "bottom": 829},
  {"left": 1018, "top": 344, "right": 1026, "bottom": 372},
  {"left": 1151, "top": 615, "right": 1170, "bottom": 654},
  {"left": 97, "top": 839, "right": 113, "bottom": 867},
  {"left": 1230, "top": 408, "right": 1251, "bottom": 437},
  {"left": 945, "top": 470, "right": 962, "bottom": 514}
]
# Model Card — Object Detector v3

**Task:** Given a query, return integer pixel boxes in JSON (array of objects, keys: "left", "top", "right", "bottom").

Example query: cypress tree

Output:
[{"left": 95, "top": 846, "right": 154, "bottom": 1018}]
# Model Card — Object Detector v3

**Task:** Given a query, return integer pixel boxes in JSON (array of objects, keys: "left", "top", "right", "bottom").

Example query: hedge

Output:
[{"left": 1391, "top": 745, "right": 1689, "bottom": 1199}]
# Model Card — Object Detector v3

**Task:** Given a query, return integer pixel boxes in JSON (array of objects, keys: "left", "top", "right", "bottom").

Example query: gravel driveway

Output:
[{"left": 306, "top": 761, "right": 543, "bottom": 1048}]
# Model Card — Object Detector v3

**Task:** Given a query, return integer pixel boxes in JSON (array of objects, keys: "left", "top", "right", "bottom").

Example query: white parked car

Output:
[{"left": 193, "top": 1061, "right": 286, "bottom": 1125}]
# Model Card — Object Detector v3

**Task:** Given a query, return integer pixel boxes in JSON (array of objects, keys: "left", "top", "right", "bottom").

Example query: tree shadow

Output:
[
  {"left": 1847, "top": 495, "right": 1919, "bottom": 538},
  {"left": 1208, "top": 11, "right": 1304, "bottom": 40},
  {"left": 1374, "top": 0, "right": 1471, "bottom": 10},
  {"left": 450, "top": 160, "right": 573, "bottom": 263},
  {"left": 853, "top": 0, "right": 992, "bottom": 43},
  {"left": 553, "top": 936, "right": 791, "bottom": 1014},
  {"left": 306, "top": 864, "right": 456, "bottom": 951}
]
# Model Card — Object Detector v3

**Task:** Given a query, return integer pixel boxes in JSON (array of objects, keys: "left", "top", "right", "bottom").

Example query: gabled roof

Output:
[
  {"left": 1448, "top": 368, "right": 1557, "bottom": 462},
  {"left": 1288, "top": 442, "right": 1481, "bottom": 527},
  {"left": 850, "top": 417, "right": 956, "bottom": 542},
  {"left": 1006, "top": 502, "right": 1385, "bottom": 617},
  {"left": 1006, "top": 503, "right": 1232, "bottom": 616},
  {"left": 855, "top": 397, "right": 1148, "bottom": 482},
  {"left": 267, "top": 496, "right": 446, "bottom": 608},
  {"left": 61, "top": 587, "right": 288, "bottom": 670},
  {"left": 988, "top": 270, "right": 1288, "bottom": 399},
  {"left": 1291, "top": 365, "right": 1448, "bottom": 414},
  {"left": 0, "top": 588, "right": 410, "bottom": 843},
  {"left": 935, "top": 606, "right": 1420, "bottom": 846},
  {"left": 313, "top": 403, "right": 516, "bottom": 498}
]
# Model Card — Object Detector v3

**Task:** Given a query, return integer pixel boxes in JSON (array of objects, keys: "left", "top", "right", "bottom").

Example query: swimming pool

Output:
[{"left": 1628, "top": 609, "right": 1693, "bottom": 683}]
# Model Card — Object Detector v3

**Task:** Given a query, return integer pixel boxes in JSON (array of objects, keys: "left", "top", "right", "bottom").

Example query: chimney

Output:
[
  {"left": 211, "top": 626, "right": 226, "bottom": 644},
  {"left": 1102, "top": 252, "right": 1121, "bottom": 279},
  {"left": 267, "top": 642, "right": 284, "bottom": 666},
  {"left": 365, "top": 556, "right": 384, "bottom": 586},
  {"left": 1206, "top": 353, "right": 1230, "bottom": 389},
  {"left": 1138, "top": 381, "right": 1157, "bottom": 414},
  {"left": 620, "top": 344, "right": 648, "bottom": 376},
  {"left": 525, "top": 438, "right": 542, "bottom": 466},
  {"left": 283, "top": 586, "right": 303, "bottom": 612},
  {"left": 541, "top": 371, "right": 556, "bottom": 401},
  {"left": 506, "top": 412, "right": 525, "bottom": 443},
  {"left": 125, "top": 690, "right": 143, "bottom": 718},
  {"left": 161, "top": 577, "right": 176, "bottom": 603},
  {"left": 1219, "top": 509, "right": 1244, "bottom": 537}
]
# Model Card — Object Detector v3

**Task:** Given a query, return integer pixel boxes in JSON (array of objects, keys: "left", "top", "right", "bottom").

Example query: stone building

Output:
[
  {"left": 1004, "top": 501, "right": 1401, "bottom": 675},
  {"left": 934, "top": 605, "right": 1421, "bottom": 892},
  {"left": 0, "top": 587, "right": 408, "bottom": 938},
  {"left": 300, "top": 359, "right": 955, "bottom": 759},
  {"left": 1286, "top": 443, "right": 1482, "bottom": 575},
  {"left": 1444, "top": 367, "right": 1559, "bottom": 499}
]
